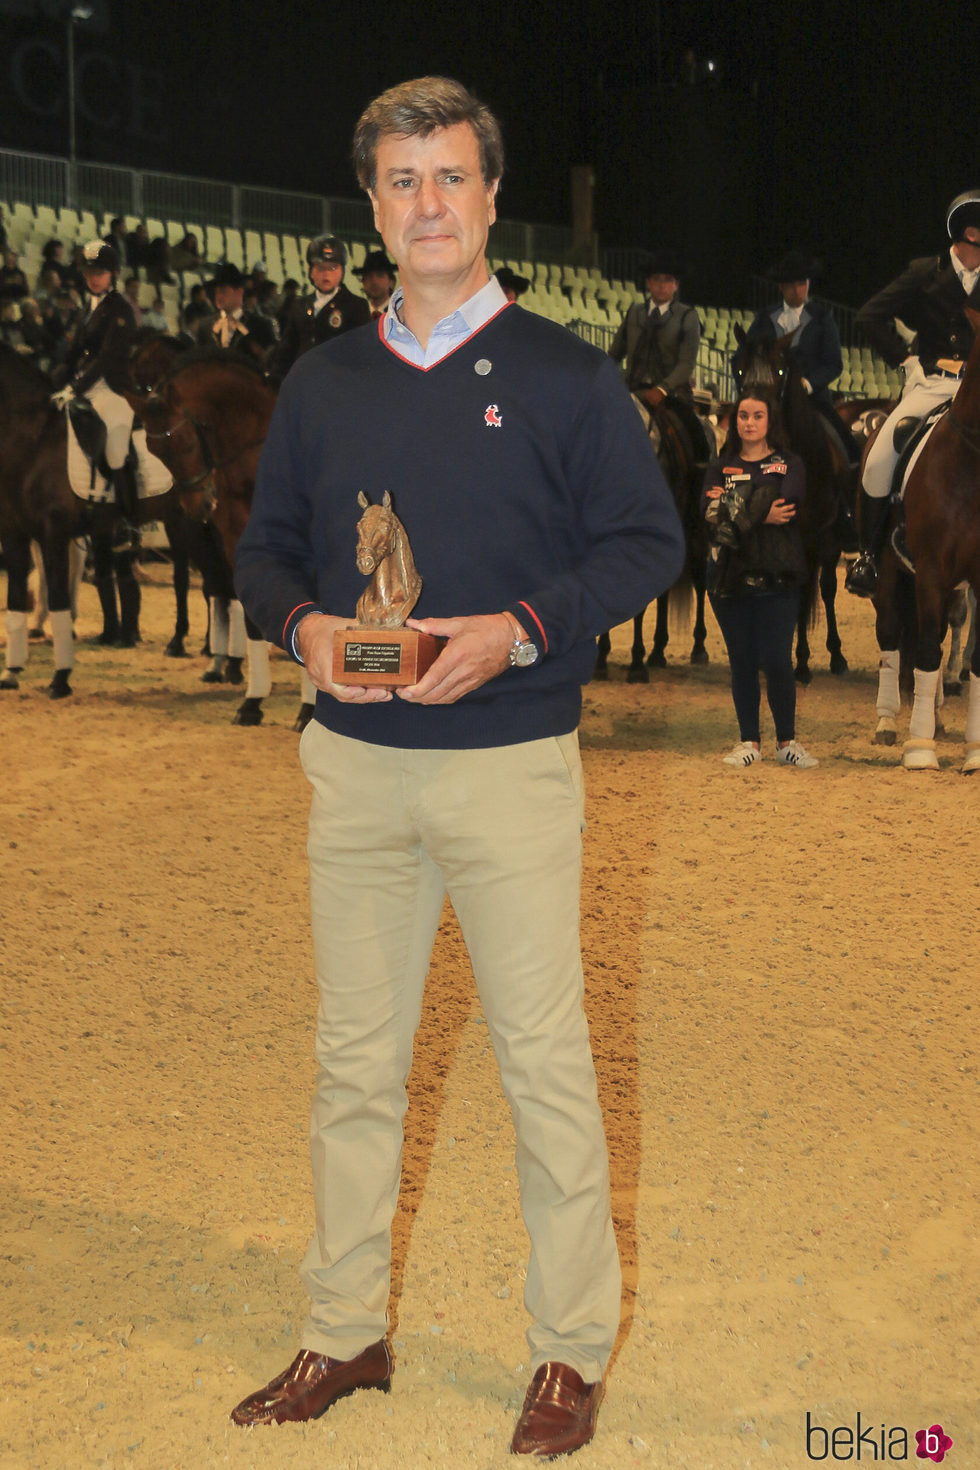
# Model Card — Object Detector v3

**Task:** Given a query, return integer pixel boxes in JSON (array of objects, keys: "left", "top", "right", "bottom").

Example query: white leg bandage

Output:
[
  {"left": 966, "top": 673, "right": 980, "bottom": 745},
  {"left": 228, "top": 600, "right": 247, "bottom": 659},
  {"left": 909, "top": 667, "right": 941, "bottom": 740},
  {"left": 50, "top": 608, "right": 75, "bottom": 672},
  {"left": 209, "top": 597, "right": 229, "bottom": 657},
  {"left": 300, "top": 667, "right": 316, "bottom": 706},
  {"left": 5, "top": 610, "right": 28, "bottom": 671},
  {"left": 246, "top": 638, "right": 271, "bottom": 699},
  {"left": 875, "top": 650, "right": 900, "bottom": 719}
]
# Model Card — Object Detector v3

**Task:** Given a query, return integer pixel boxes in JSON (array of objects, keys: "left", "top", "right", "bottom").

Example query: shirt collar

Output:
[
  {"left": 382, "top": 276, "right": 508, "bottom": 354},
  {"left": 951, "top": 246, "right": 980, "bottom": 295},
  {"left": 315, "top": 286, "right": 339, "bottom": 308}
]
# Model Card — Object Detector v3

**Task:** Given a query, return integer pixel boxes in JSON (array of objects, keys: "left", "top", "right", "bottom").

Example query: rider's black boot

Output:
[
  {"left": 845, "top": 492, "right": 892, "bottom": 597},
  {"left": 110, "top": 465, "right": 139, "bottom": 552},
  {"left": 116, "top": 559, "right": 142, "bottom": 647}
]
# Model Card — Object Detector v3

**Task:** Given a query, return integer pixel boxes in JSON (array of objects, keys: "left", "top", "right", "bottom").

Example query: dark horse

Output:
[
  {"left": 0, "top": 343, "right": 173, "bottom": 696},
  {"left": 867, "top": 304, "right": 980, "bottom": 771},
  {"left": 734, "top": 327, "right": 853, "bottom": 682},
  {"left": 126, "top": 351, "right": 312, "bottom": 727},
  {"left": 594, "top": 397, "right": 709, "bottom": 680}
]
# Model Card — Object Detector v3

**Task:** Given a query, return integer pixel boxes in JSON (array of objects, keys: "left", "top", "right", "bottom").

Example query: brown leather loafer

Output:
[
  {"left": 230, "top": 1339, "right": 391, "bottom": 1426},
  {"left": 510, "top": 1362, "right": 603, "bottom": 1457}
]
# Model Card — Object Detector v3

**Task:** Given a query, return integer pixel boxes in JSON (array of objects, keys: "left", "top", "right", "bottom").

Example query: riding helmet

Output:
[
  {"left": 307, "top": 235, "right": 347, "bottom": 269},
  {"left": 82, "top": 240, "right": 120, "bottom": 273},
  {"left": 946, "top": 190, "right": 980, "bottom": 241}
]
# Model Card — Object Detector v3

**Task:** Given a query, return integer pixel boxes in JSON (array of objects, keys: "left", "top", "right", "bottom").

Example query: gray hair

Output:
[{"left": 352, "top": 76, "right": 504, "bottom": 193}]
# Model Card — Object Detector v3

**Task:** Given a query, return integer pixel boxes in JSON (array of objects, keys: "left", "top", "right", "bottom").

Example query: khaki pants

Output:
[{"left": 297, "top": 721, "right": 621, "bottom": 1382}]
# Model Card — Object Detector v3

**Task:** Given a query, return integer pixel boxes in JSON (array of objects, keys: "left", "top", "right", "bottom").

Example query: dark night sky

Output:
[{"left": 3, "top": 0, "right": 979, "bottom": 304}]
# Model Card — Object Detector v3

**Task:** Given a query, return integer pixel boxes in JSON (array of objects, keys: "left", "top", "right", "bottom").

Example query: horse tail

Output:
[{"left": 666, "top": 559, "right": 694, "bottom": 633}]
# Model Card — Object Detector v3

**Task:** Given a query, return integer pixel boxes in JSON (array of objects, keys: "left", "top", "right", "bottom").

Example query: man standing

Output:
[
  {"left": 846, "top": 191, "right": 980, "bottom": 595},
  {"left": 353, "top": 247, "right": 398, "bottom": 317},
  {"left": 270, "top": 234, "right": 370, "bottom": 379},
  {"left": 231, "top": 76, "right": 683, "bottom": 1458}
]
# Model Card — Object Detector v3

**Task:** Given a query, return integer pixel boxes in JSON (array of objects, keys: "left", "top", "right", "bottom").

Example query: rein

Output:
[{"left": 144, "top": 411, "right": 266, "bottom": 498}]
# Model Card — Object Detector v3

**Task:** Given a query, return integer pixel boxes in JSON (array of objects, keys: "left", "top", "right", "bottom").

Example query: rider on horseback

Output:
[
  {"left": 846, "top": 190, "right": 980, "bottom": 596},
  {"left": 49, "top": 239, "right": 153, "bottom": 550},
  {"left": 609, "top": 250, "right": 713, "bottom": 465}
]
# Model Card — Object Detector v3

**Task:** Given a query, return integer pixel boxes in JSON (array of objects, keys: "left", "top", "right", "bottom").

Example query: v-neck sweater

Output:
[{"left": 236, "top": 304, "right": 684, "bottom": 749}]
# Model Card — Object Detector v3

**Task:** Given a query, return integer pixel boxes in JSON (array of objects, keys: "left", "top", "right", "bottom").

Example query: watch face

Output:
[{"left": 513, "top": 640, "right": 539, "bottom": 667}]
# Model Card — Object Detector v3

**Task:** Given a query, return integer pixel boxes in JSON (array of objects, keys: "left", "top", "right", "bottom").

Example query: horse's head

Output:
[
  {"left": 141, "top": 383, "right": 218, "bottom": 520},
  {"left": 735, "top": 329, "right": 792, "bottom": 398},
  {"left": 355, "top": 499, "right": 396, "bottom": 575}
]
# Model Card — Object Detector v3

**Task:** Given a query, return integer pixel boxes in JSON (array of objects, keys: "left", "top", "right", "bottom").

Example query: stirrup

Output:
[{"left": 845, "top": 553, "right": 877, "bottom": 597}]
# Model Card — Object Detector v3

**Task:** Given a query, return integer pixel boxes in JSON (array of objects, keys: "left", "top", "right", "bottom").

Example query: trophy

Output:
[{"left": 332, "top": 491, "right": 445, "bottom": 686}]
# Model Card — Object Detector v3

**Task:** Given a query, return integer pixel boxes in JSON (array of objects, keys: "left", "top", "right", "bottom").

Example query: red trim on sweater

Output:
[
  {"left": 380, "top": 301, "right": 513, "bottom": 371},
  {"left": 282, "top": 600, "right": 318, "bottom": 643},
  {"left": 517, "top": 600, "right": 548, "bottom": 654}
]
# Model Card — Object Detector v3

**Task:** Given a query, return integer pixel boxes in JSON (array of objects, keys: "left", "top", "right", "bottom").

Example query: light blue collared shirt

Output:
[{"left": 381, "top": 275, "right": 509, "bottom": 368}]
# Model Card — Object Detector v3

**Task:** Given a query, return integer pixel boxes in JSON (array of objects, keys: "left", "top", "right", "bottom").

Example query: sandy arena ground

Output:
[{"left": 1, "top": 565, "right": 977, "bottom": 1470}]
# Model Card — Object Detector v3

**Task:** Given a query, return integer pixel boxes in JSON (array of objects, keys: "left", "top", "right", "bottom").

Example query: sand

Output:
[{"left": 1, "top": 566, "right": 976, "bottom": 1469}]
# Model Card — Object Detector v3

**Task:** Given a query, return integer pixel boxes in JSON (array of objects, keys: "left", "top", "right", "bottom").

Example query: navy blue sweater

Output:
[{"left": 235, "top": 304, "right": 684, "bottom": 748}]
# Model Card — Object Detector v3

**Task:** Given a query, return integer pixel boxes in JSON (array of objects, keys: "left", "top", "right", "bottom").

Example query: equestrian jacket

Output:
[
  {"left": 609, "top": 297, "right": 700, "bottom": 399},
  {"left": 236, "top": 304, "right": 685, "bottom": 749},
  {"left": 271, "top": 283, "right": 371, "bottom": 381},
  {"left": 857, "top": 255, "right": 980, "bottom": 372},
  {"left": 62, "top": 289, "right": 136, "bottom": 395},
  {"left": 736, "top": 299, "right": 843, "bottom": 403}
]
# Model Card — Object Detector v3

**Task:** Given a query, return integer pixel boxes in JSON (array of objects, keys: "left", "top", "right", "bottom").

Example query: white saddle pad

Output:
[{"left": 65, "top": 420, "right": 172, "bottom": 505}]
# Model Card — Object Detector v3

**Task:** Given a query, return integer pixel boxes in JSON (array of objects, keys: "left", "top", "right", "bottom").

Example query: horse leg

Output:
[
  {"left": 233, "top": 610, "right": 269, "bottom": 726},
  {"left": 29, "top": 541, "right": 47, "bottom": 638},
  {"left": 962, "top": 632, "right": 980, "bottom": 772},
  {"left": 90, "top": 532, "right": 120, "bottom": 645},
  {"left": 690, "top": 584, "right": 709, "bottom": 665},
  {"left": 1, "top": 533, "right": 32, "bottom": 688},
  {"left": 794, "top": 597, "right": 812, "bottom": 685},
  {"left": 873, "top": 554, "right": 902, "bottom": 746},
  {"left": 946, "top": 586, "right": 966, "bottom": 695},
  {"left": 38, "top": 535, "right": 75, "bottom": 698},
  {"left": 903, "top": 579, "right": 945, "bottom": 770},
  {"left": 643, "top": 596, "right": 667, "bottom": 673},
  {"left": 69, "top": 537, "right": 85, "bottom": 623},
  {"left": 165, "top": 519, "right": 191, "bottom": 658},
  {"left": 295, "top": 666, "right": 316, "bottom": 732},
  {"left": 202, "top": 595, "right": 229, "bottom": 682},
  {"left": 593, "top": 630, "right": 611, "bottom": 681},
  {"left": 115, "top": 550, "right": 141, "bottom": 647},
  {"left": 960, "top": 587, "right": 976, "bottom": 683},
  {"left": 629, "top": 610, "right": 651, "bottom": 681},
  {"left": 821, "top": 558, "right": 848, "bottom": 674},
  {"left": 224, "top": 598, "right": 247, "bottom": 685}
]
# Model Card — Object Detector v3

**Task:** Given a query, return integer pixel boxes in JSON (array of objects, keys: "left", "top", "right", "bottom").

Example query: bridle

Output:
[{"left": 144, "top": 409, "right": 266, "bottom": 515}]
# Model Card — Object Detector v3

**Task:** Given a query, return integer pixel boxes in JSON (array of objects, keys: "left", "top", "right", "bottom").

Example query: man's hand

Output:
[
  {"left": 296, "top": 612, "right": 393, "bottom": 703},
  {"left": 397, "top": 613, "right": 517, "bottom": 704},
  {"left": 51, "top": 385, "right": 74, "bottom": 409}
]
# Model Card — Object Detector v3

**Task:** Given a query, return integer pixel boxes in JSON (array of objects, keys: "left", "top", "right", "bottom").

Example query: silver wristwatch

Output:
[{"left": 502, "top": 610, "right": 540, "bottom": 667}]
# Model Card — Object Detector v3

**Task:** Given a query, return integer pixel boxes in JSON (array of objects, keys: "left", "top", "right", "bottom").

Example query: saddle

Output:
[
  {"left": 67, "top": 397, "right": 109, "bottom": 490},
  {"left": 884, "top": 403, "right": 948, "bottom": 574}
]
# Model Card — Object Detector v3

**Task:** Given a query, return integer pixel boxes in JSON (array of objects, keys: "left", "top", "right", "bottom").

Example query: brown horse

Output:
[
  {"left": 734, "top": 328, "right": 853, "bottom": 681},
  {"left": 594, "top": 397, "right": 709, "bottom": 680},
  {"left": 129, "top": 351, "right": 316, "bottom": 727},
  {"left": 868, "top": 305, "right": 980, "bottom": 771},
  {"left": 0, "top": 343, "right": 173, "bottom": 697}
]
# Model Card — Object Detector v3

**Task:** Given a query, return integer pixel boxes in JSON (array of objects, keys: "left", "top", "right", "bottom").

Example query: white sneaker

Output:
[
  {"left": 776, "top": 740, "right": 818, "bottom": 768},
  {"left": 722, "top": 741, "right": 760, "bottom": 767}
]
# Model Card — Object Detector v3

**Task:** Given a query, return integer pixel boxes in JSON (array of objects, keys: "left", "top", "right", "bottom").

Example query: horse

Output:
[
  {"left": 130, "top": 350, "right": 316, "bottom": 729},
  {"left": 733, "top": 328, "right": 853, "bottom": 681},
  {"left": 593, "top": 397, "right": 709, "bottom": 680},
  {"left": 354, "top": 490, "right": 422, "bottom": 627},
  {"left": 0, "top": 343, "right": 174, "bottom": 697},
  {"left": 867, "top": 304, "right": 980, "bottom": 771}
]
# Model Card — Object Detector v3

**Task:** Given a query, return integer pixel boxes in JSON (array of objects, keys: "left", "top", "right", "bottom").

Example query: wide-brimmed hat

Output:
[
  {"left": 354, "top": 249, "right": 397, "bottom": 281},
  {"left": 494, "top": 265, "right": 530, "bottom": 297},
  {"left": 642, "top": 250, "right": 684, "bottom": 280},
  {"left": 767, "top": 250, "right": 822, "bottom": 283},
  {"left": 211, "top": 262, "right": 245, "bottom": 288}
]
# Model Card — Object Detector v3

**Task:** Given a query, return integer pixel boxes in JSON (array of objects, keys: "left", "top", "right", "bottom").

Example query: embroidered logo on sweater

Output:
[{"left": 484, "top": 403, "right": 502, "bottom": 428}]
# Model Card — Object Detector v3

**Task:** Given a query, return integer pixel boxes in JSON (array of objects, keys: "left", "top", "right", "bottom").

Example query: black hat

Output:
[
  {"left": 494, "top": 265, "right": 530, "bottom": 297},
  {"left": 354, "top": 249, "right": 397, "bottom": 281},
  {"left": 767, "top": 250, "right": 822, "bottom": 283},
  {"left": 212, "top": 262, "right": 245, "bottom": 288},
  {"left": 642, "top": 250, "right": 684, "bottom": 280},
  {"left": 81, "top": 239, "right": 119, "bottom": 274},
  {"left": 947, "top": 190, "right": 980, "bottom": 241},
  {"left": 307, "top": 235, "right": 347, "bottom": 268}
]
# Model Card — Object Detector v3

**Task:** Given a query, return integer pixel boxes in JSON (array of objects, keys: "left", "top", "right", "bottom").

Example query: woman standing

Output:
[{"left": 703, "top": 391, "right": 818, "bottom": 768}]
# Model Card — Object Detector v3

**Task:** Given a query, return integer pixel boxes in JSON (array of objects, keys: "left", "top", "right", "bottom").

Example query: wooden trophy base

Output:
[{"left": 332, "top": 627, "right": 445, "bottom": 687}]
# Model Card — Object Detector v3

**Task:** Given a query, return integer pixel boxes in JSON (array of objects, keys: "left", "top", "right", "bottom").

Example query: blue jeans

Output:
[{"left": 710, "top": 588, "right": 800, "bottom": 744}]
